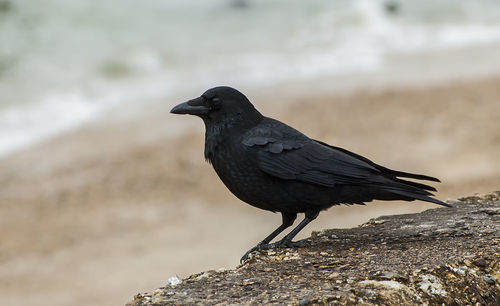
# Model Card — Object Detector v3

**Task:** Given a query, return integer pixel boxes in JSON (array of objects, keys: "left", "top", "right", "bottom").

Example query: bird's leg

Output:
[
  {"left": 240, "top": 212, "right": 296, "bottom": 263},
  {"left": 275, "top": 210, "right": 319, "bottom": 247}
]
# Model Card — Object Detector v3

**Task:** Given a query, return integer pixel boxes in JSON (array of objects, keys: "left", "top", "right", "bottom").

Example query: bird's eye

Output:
[{"left": 211, "top": 97, "right": 222, "bottom": 110}]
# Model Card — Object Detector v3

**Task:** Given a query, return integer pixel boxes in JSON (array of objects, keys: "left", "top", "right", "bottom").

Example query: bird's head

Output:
[{"left": 170, "top": 86, "right": 262, "bottom": 125}]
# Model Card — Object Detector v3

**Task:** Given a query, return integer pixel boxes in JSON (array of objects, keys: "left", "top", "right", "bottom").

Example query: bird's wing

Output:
[
  {"left": 242, "top": 119, "right": 382, "bottom": 188},
  {"left": 242, "top": 118, "right": 448, "bottom": 207}
]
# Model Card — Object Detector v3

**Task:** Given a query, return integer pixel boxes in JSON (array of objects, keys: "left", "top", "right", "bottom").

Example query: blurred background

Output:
[{"left": 1, "top": 0, "right": 500, "bottom": 305}]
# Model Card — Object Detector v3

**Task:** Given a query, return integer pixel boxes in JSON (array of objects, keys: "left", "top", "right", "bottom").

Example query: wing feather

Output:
[{"left": 242, "top": 119, "right": 382, "bottom": 187}]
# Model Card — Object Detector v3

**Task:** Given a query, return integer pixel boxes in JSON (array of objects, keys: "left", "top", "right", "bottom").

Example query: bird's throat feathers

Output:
[
  {"left": 203, "top": 112, "right": 261, "bottom": 163},
  {"left": 204, "top": 121, "right": 225, "bottom": 163}
]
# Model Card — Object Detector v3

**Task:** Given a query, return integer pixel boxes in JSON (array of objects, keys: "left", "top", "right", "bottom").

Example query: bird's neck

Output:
[{"left": 203, "top": 112, "right": 262, "bottom": 162}]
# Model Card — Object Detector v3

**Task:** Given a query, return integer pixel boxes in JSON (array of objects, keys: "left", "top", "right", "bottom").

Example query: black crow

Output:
[{"left": 171, "top": 86, "right": 450, "bottom": 263}]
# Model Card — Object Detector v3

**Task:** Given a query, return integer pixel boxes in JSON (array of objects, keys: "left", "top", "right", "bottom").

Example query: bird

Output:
[{"left": 170, "top": 86, "right": 450, "bottom": 263}]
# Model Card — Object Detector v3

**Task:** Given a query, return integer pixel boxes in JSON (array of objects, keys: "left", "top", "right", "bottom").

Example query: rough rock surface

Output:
[{"left": 128, "top": 193, "right": 500, "bottom": 305}]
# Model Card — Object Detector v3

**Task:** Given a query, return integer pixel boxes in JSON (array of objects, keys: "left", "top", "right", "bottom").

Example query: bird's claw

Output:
[
  {"left": 240, "top": 244, "right": 266, "bottom": 264},
  {"left": 240, "top": 239, "right": 306, "bottom": 263},
  {"left": 240, "top": 248, "right": 256, "bottom": 264}
]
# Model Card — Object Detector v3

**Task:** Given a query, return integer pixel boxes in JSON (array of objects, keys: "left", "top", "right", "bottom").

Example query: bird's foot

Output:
[{"left": 240, "top": 239, "right": 306, "bottom": 263}]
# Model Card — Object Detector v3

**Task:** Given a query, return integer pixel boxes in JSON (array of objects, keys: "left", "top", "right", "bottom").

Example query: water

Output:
[{"left": 1, "top": 0, "right": 500, "bottom": 156}]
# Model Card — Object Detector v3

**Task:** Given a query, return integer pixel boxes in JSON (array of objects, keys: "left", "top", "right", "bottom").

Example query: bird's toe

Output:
[{"left": 240, "top": 244, "right": 267, "bottom": 263}]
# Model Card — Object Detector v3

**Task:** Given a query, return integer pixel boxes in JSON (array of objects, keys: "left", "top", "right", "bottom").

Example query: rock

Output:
[
  {"left": 484, "top": 274, "right": 497, "bottom": 285},
  {"left": 473, "top": 258, "right": 488, "bottom": 268},
  {"left": 418, "top": 274, "right": 447, "bottom": 297},
  {"left": 165, "top": 275, "right": 182, "bottom": 287},
  {"left": 127, "top": 192, "right": 500, "bottom": 305}
]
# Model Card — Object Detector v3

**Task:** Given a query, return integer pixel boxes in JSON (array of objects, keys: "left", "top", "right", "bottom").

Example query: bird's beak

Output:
[{"left": 170, "top": 96, "right": 210, "bottom": 115}]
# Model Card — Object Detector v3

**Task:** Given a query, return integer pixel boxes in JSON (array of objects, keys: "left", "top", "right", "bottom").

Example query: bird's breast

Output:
[{"left": 208, "top": 142, "right": 270, "bottom": 207}]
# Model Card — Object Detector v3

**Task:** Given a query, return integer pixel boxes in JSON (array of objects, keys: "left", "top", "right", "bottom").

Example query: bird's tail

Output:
[{"left": 379, "top": 178, "right": 451, "bottom": 207}]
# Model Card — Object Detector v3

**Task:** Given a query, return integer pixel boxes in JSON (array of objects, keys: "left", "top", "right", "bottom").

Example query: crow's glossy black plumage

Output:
[{"left": 171, "top": 86, "right": 450, "bottom": 263}]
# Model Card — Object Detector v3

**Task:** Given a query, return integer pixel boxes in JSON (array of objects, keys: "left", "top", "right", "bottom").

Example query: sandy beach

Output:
[{"left": 2, "top": 48, "right": 500, "bottom": 305}]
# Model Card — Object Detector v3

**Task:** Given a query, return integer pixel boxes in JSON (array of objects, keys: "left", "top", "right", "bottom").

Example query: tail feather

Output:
[
  {"left": 389, "top": 189, "right": 451, "bottom": 207},
  {"left": 392, "top": 177, "right": 437, "bottom": 192},
  {"left": 383, "top": 168, "right": 440, "bottom": 182},
  {"left": 379, "top": 179, "right": 451, "bottom": 207}
]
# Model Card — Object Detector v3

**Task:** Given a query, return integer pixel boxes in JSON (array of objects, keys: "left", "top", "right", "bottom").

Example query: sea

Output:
[{"left": 1, "top": 0, "right": 500, "bottom": 157}]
